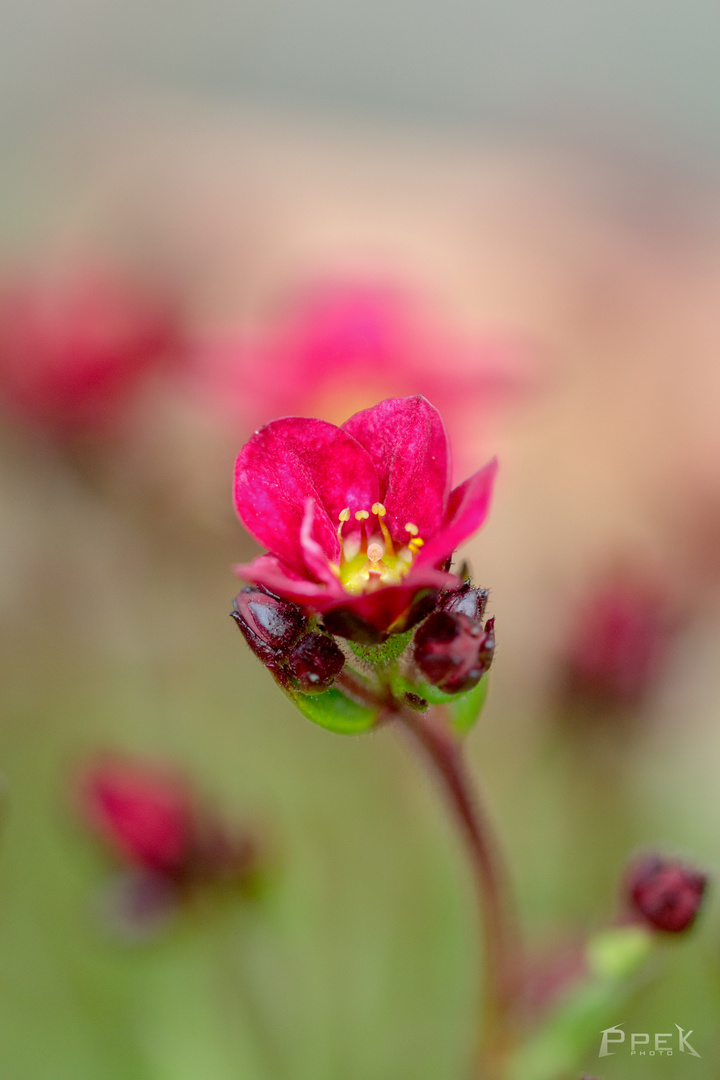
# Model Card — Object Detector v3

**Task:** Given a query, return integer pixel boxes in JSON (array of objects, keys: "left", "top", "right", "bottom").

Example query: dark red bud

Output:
[
  {"left": 625, "top": 854, "right": 708, "bottom": 933},
  {"left": 231, "top": 587, "right": 306, "bottom": 653},
  {"left": 285, "top": 632, "right": 345, "bottom": 693},
  {"left": 414, "top": 611, "right": 495, "bottom": 695},
  {"left": 439, "top": 582, "right": 489, "bottom": 621}
]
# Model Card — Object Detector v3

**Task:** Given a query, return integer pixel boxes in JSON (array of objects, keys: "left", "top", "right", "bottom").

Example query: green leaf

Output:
[{"left": 288, "top": 687, "right": 379, "bottom": 734}]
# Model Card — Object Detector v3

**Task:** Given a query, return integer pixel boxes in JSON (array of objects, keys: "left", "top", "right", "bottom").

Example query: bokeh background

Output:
[{"left": 1, "top": 2, "right": 720, "bottom": 1077}]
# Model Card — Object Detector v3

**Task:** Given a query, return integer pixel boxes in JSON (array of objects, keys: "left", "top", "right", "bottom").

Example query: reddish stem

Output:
[{"left": 397, "top": 707, "right": 520, "bottom": 1079}]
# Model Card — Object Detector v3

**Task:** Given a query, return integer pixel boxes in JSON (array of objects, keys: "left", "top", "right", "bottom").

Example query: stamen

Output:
[
  {"left": 372, "top": 502, "right": 395, "bottom": 556},
  {"left": 353, "top": 509, "right": 371, "bottom": 555},
  {"left": 333, "top": 506, "right": 424, "bottom": 594},
  {"left": 337, "top": 507, "right": 351, "bottom": 553}
]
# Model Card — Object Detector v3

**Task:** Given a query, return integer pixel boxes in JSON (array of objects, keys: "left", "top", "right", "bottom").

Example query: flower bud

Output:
[
  {"left": 413, "top": 611, "right": 495, "bottom": 695},
  {"left": 560, "top": 571, "right": 679, "bottom": 709},
  {"left": 79, "top": 758, "right": 194, "bottom": 878},
  {"left": 77, "top": 755, "right": 265, "bottom": 931},
  {"left": 231, "top": 587, "right": 306, "bottom": 652},
  {"left": 285, "top": 631, "right": 345, "bottom": 693},
  {"left": 439, "top": 581, "right": 489, "bottom": 621},
  {"left": 625, "top": 854, "right": 707, "bottom": 933}
]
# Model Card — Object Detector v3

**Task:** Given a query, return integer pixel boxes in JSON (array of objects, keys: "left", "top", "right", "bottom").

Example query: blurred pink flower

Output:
[
  {"left": 77, "top": 755, "right": 260, "bottom": 934},
  {"left": 0, "top": 266, "right": 184, "bottom": 438},
  {"left": 559, "top": 568, "right": 681, "bottom": 709},
  {"left": 195, "top": 279, "right": 539, "bottom": 470},
  {"left": 233, "top": 394, "right": 497, "bottom": 640},
  {"left": 79, "top": 756, "right": 196, "bottom": 878}
]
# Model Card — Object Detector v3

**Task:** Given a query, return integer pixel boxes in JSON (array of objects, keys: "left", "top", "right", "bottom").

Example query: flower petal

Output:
[
  {"left": 416, "top": 458, "right": 498, "bottom": 568},
  {"left": 234, "top": 554, "right": 345, "bottom": 606},
  {"left": 342, "top": 396, "right": 450, "bottom": 541},
  {"left": 234, "top": 417, "right": 379, "bottom": 574},
  {"left": 299, "top": 498, "right": 344, "bottom": 587}
]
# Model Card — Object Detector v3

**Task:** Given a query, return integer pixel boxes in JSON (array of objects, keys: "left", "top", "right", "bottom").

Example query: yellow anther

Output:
[
  {"left": 371, "top": 502, "right": 387, "bottom": 517},
  {"left": 339, "top": 508, "right": 351, "bottom": 523},
  {"left": 355, "top": 510, "right": 370, "bottom": 521},
  {"left": 409, "top": 537, "right": 424, "bottom": 552},
  {"left": 404, "top": 523, "right": 419, "bottom": 536}
]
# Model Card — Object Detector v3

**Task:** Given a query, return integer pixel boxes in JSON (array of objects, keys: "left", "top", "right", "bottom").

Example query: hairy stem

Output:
[{"left": 397, "top": 707, "right": 520, "bottom": 1079}]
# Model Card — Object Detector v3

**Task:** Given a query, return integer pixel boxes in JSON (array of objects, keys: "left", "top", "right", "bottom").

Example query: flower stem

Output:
[{"left": 396, "top": 707, "right": 520, "bottom": 1079}]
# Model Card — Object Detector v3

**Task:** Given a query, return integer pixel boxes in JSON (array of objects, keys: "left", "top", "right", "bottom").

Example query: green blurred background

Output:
[{"left": 2, "top": 1, "right": 720, "bottom": 1077}]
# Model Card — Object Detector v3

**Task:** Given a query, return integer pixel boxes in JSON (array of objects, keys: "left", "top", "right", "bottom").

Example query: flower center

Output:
[{"left": 331, "top": 502, "right": 424, "bottom": 594}]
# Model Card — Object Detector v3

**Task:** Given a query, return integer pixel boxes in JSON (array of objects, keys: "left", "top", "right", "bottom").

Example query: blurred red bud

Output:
[
  {"left": 77, "top": 755, "right": 262, "bottom": 895},
  {"left": 79, "top": 757, "right": 195, "bottom": 878},
  {"left": 561, "top": 570, "right": 680, "bottom": 709},
  {"left": 625, "top": 854, "right": 708, "bottom": 933}
]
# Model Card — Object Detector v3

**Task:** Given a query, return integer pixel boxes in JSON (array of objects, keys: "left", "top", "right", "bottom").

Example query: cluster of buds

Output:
[
  {"left": 231, "top": 576, "right": 495, "bottom": 708},
  {"left": 624, "top": 853, "right": 708, "bottom": 934},
  {"left": 78, "top": 756, "right": 261, "bottom": 936},
  {"left": 413, "top": 583, "right": 495, "bottom": 695},
  {"left": 231, "top": 586, "right": 345, "bottom": 693}
]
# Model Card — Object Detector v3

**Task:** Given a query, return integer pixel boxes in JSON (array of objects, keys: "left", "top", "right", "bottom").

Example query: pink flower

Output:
[
  {"left": 233, "top": 395, "right": 497, "bottom": 639},
  {"left": 0, "top": 266, "right": 184, "bottom": 437},
  {"left": 196, "top": 279, "right": 537, "bottom": 472},
  {"left": 78, "top": 757, "right": 196, "bottom": 878}
]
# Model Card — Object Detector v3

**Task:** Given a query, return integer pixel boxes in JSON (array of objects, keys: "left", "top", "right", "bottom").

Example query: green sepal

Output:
[
  {"left": 348, "top": 628, "right": 414, "bottom": 670},
  {"left": 393, "top": 675, "right": 489, "bottom": 735},
  {"left": 507, "top": 924, "right": 654, "bottom": 1080},
  {"left": 287, "top": 686, "right": 379, "bottom": 735},
  {"left": 448, "top": 675, "right": 489, "bottom": 735}
]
